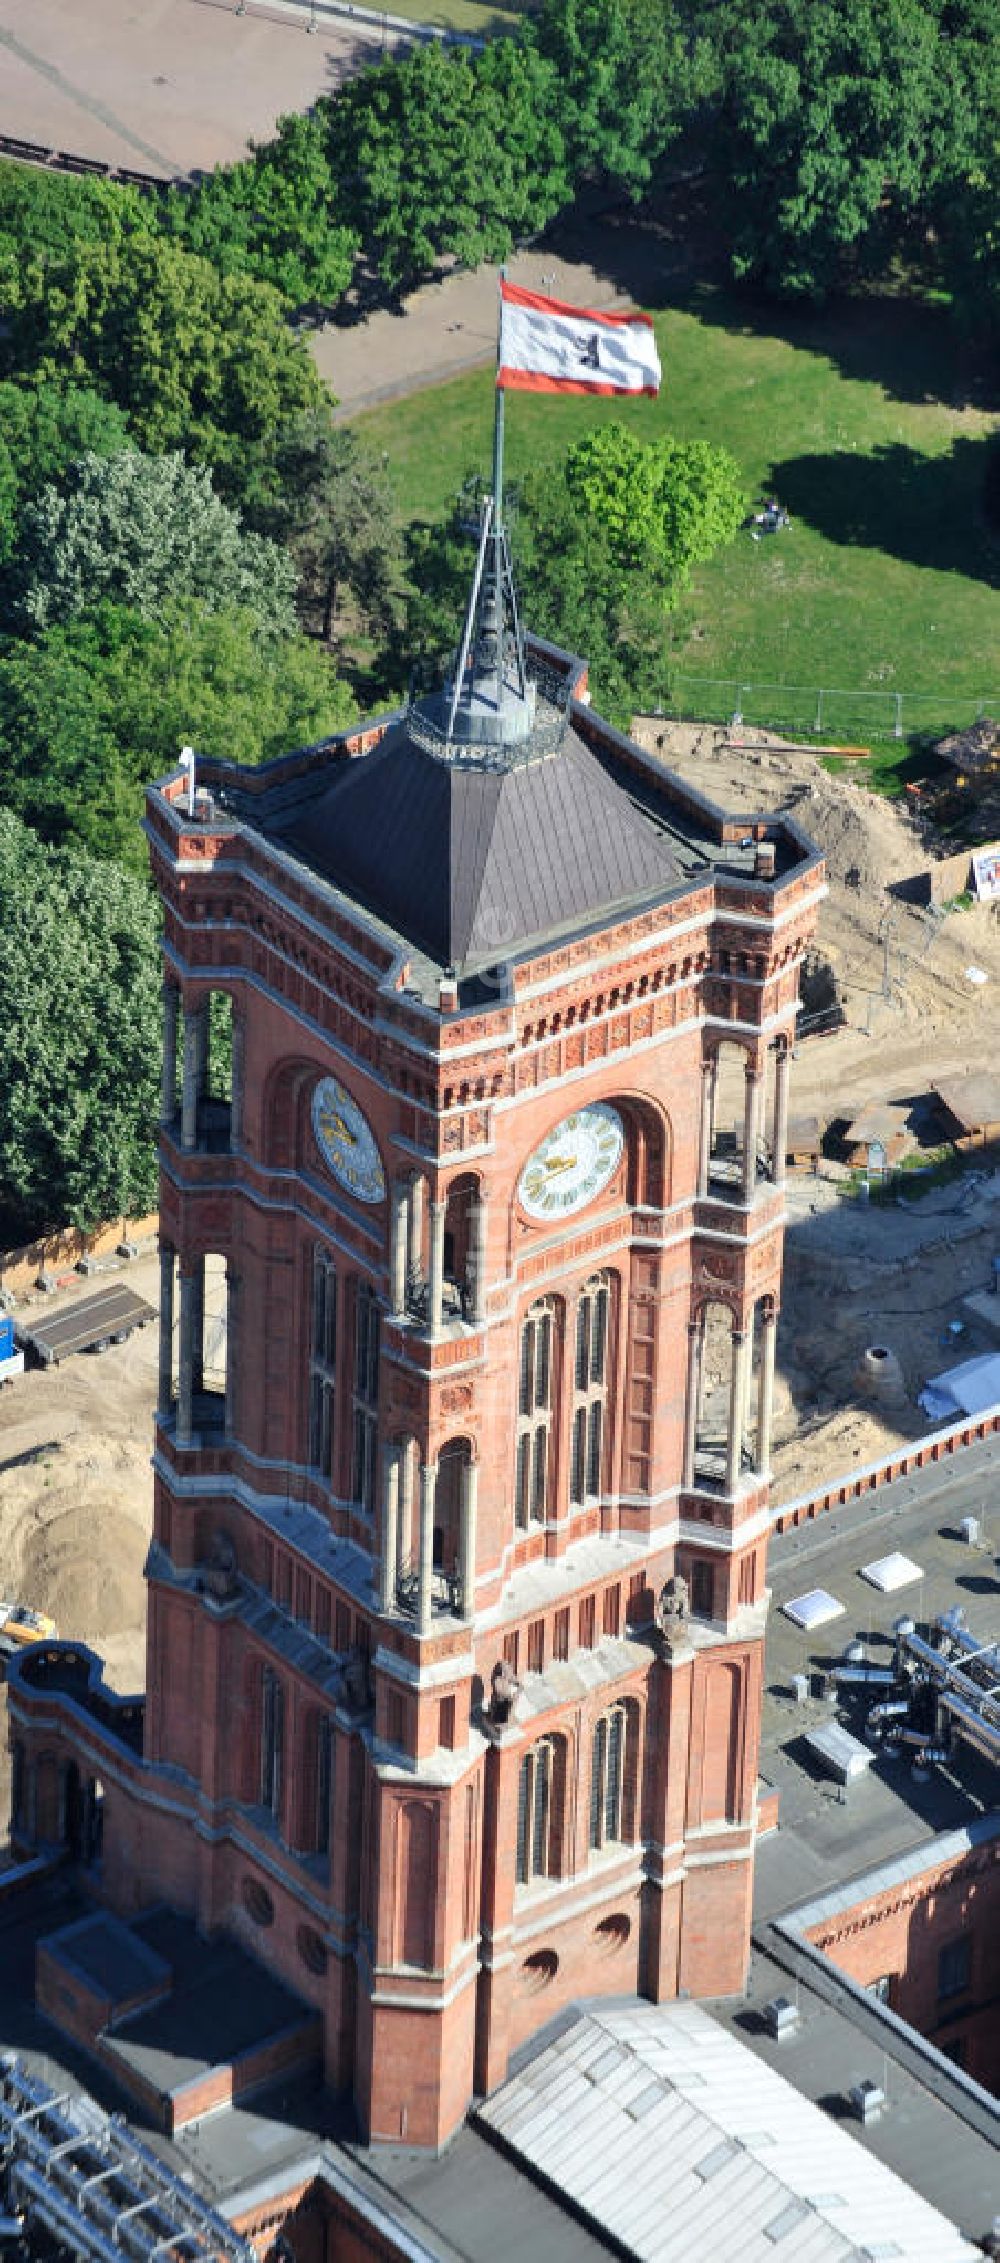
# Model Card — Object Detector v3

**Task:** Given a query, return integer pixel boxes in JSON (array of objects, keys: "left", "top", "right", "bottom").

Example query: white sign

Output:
[{"left": 972, "top": 841, "right": 1000, "bottom": 901}]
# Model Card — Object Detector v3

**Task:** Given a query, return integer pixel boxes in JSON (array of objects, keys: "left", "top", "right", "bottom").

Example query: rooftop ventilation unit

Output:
[
  {"left": 763, "top": 1996, "right": 799, "bottom": 2039},
  {"left": 848, "top": 2078, "right": 885, "bottom": 2124}
]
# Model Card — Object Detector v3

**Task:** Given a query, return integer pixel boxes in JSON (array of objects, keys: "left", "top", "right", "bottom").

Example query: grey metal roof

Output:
[
  {"left": 282, "top": 713, "right": 679, "bottom": 973},
  {"left": 478, "top": 2002, "right": 981, "bottom": 2262}
]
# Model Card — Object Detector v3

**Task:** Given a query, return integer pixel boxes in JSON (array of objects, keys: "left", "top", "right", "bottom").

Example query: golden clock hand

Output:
[
  {"left": 326, "top": 1112, "right": 358, "bottom": 1145},
  {"left": 545, "top": 1154, "right": 577, "bottom": 1176}
]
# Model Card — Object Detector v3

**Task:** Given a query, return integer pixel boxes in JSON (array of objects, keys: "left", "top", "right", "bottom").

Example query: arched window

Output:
[
  {"left": 515, "top": 1298, "right": 555, "bottom": 1528},
  {"left": 260, "top": 1665, "right": 284, "bottom": 1824},
  {"left": 516, "top": 1738, "right": 556, "bottom": 1884},
  {"left": 308, "top": 1248, "right": 338, "bottom": 1477},
  {"left": 351, "top": 1280, "right": 380, "bottom": 1515},
  {"left": 571, "top": 1274, "right": 611, "bottom": 1507},
  {"left": 589, "top": 1705, "right": 630, "bottom": 1852}
]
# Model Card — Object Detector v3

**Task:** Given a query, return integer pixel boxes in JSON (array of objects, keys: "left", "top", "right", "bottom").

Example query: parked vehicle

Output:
[{"left": 0, "top": 1604, "right": 58, "bottom": 1646}]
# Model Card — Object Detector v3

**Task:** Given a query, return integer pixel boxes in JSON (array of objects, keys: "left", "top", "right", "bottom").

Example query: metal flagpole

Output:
[{"left": 493, "top": 266, "right": 505, "bottom": 528}]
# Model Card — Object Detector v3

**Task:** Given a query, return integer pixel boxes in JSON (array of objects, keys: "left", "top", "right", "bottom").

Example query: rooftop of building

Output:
[{"left": 149, "top": 617, "right": 822, "bottom": 1001}]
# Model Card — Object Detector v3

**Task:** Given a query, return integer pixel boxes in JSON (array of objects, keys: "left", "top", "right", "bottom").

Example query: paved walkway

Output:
[
  {"left": 0, "top": 0, "right": 393, "bottom": 176},
  {"left": 316, "top": 246, "right": 639, "bottom": 417}
]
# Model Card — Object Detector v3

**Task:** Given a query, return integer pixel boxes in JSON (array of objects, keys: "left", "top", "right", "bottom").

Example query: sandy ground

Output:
[{"left": 0, "top": 1253, "right": 157, "bottom": 1692}]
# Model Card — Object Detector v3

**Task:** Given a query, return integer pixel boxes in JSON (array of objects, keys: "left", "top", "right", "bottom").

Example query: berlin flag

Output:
[{"left": 497, "top": 280, "right": 661, "bottom": 398}]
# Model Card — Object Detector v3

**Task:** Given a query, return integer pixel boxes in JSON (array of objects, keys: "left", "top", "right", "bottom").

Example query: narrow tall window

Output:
[
  {"left": 351, "top": 1280, "right": 380, "bottom": 1515},
  {"left": 589, "top": 1706, "right": 629, "bottom": 1852},
  {"left": 516, "top": 1739, "right": 555, "bottom": 1884},
  {"left": 260, "top": 1666, "right": 284, "bottom": 1824},
  {"left": 308, "top": 1250, "right": 337, "bottom": 1477},
  {"left": 315, "top": 1714, "right": 333, "bottom": 1856},
  {"left": 570, "top": 1275, "right": 611, "bottom": 1508},
  {"left": 515, "top": 1299, "right": 555, "bottom": 1528}
]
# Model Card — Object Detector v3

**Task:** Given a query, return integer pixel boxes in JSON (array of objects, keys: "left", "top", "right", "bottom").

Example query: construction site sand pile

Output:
[{"left": 638, "top": 722, "right": 1000, "bottom": 1035}]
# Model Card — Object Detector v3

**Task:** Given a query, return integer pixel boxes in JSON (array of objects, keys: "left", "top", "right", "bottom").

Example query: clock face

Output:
[
  {"left": 519, "top": 1103, "right": 624, "bottom": 1222},
  {"left": 311, "top": 1076, "right": 385, "bottom": 1205}
]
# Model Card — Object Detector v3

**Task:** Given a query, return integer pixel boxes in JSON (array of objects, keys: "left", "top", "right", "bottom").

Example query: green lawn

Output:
[
  {"left": 383, "top": 0, "right": 529, "bottom": 32},
  {"left": 353, "top": 283, "right": 1000, "bottom": 751}
]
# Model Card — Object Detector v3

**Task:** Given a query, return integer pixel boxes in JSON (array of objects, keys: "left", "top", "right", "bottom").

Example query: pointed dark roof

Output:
[{"left": 283, "top": 709, "right": 679, "bottom": 972}]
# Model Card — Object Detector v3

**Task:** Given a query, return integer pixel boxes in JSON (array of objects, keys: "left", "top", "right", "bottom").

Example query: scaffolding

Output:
[{"left": 0, "top": 2058, "right": 253, "bottom": 2263}]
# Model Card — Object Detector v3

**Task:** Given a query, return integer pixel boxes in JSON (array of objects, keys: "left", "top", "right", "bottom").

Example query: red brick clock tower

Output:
[{"left": 8, "top": 527, "right": 822, "bottom": 2150}]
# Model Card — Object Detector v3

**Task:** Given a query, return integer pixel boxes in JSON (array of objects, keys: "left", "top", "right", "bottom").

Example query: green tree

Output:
[
  {"left": 0, "top": 229, "right": 326, "bottom": 501},
  {"left": 707, "top": 0, "right": 941, "bottom": 296},
  {"left": 13, "top": 448, "right": 297, "bottom": 633},
  {"left": 0, "top": 809, "right": 161, "bottom": 1237},
  {"left": 532, "top": 0, "right": 707, "bottom": 196},
  {"left": 0, "top": 601, "right": 355, "bottom": 869},
  {"left": 0, "top": 381, "right": 130, "bottom": 564},
  {"left": 251, "top": 415, "right": 402, "bottom": 646},
  {"left": 326, "top": 40, "right": 569, "bottom": 294},
  {"left": 564, "top": 423, "right": 747, "bottom": 594},
  {"left": 166, "top": 110, "right": 357, "bottom": 310}
]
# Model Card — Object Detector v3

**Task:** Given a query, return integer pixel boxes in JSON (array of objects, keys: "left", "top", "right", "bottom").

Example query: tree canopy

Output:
[
  {"left": 0, "top": 809, "right": 161, "bottom": 1238},
  {"left": 165, "top": 110, "right": 357, "bottom": 310},
  {"left": 250, "top": 415, "right": 403, "bottom": 647},
  {"left": 564, "top": 424, "right": 747, "bottom": 593},
  {"left": 0, "top": 601, "right": 355, "bottom": 869},
  {"left": 326, "top": 40, "right": 569, "bottom": 294},
  {"left": 0, "top": 209, "right": 325, "bottom": 500},
  {"left": 12, "top": 448, "right": 297, "bottom": 634}
]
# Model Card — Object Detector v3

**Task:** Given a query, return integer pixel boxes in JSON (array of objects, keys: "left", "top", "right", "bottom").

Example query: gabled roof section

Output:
[{"left": 282, "top": 710, "right": 680, "bottom": 973}]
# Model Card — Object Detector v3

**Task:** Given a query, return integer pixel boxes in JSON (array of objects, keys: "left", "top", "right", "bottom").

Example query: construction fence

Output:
[{"left": 659, "top": 677, "right": 1000, "bottom": 747}]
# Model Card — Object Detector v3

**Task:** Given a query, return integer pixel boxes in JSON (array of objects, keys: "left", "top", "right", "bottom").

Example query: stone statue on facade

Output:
[
  {"left": 654, "top": 1573, "right": 690, "bottom": 1653},
  {"left": 489, "top": 1657, "right": 520, "bottom": 1725}
]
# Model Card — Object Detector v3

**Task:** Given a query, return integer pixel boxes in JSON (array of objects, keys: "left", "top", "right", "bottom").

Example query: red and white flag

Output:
[{"left": 497, "top": 280, "right": 661, "bottom": 398}]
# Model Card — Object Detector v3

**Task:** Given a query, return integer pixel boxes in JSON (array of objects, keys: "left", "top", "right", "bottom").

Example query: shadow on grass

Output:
[
  {"left": 544, "top": 202, "right": 998, "bottom": 413},
  {"left": 763, "top": 435, "right": 1000, "bottom": 589}
]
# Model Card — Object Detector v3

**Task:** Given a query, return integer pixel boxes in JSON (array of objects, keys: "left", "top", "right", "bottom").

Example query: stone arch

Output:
[
  {"left": 698, "top": 1039, "right": 747, "bottom": 1194},
  {"left": 261, "top": 1056, "right": 321, "bottom": 1172},
  {"left": 685, "top": 1295, "right": 750, "bottom": 1496},
  {"left": 615, "top": 1093, "right": 672, "bottom": 1209},
  {"left": 433, "top": 1433, "right": 476, "bottom": 1584}
]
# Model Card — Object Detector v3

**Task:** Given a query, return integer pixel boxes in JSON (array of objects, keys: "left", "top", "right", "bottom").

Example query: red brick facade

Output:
[
  {"left": 7, "top": 680, "right": 822, "bottom": 2148},
  {"left": 801, "top": 1828, "right": 1000, "bottom": 2094}
]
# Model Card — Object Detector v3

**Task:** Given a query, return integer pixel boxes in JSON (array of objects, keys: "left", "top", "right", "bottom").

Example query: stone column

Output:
[
  {"left": 160, "top": 983, "right": 179, "bottom": 1128},
  {"left": 380, "top": 1446, "right": 401, "bottom": 1613},
  {"left": 725, "top": 1327, "right": 749, "bottom": 1495},
  {"left": 698, "top": 1059, "right": 716, "bottom": 1196},
  {"left": 756, "top": 1306, "right": 777, "bottom": 1475},
  {"left": 399, "top": 1439, "right": 415, "bottom": 1571},
  {"left": 157, "top": 1245, "right": 175, "bottom": 1416},
  {"left": 408, "top": 1174, "right": 425, "bottom": 1278},
  {"left": 469, "top": 1190, "right": 488, "bottom": 1325},
  {"left": 459, "top": 1457, "right": 478, "bottom": 1620},
  {"left": 417, "top": 1461, "right": 437, "bottom": 1637},
  {"left": 224, "top": 1269, "right": 238, "bottom": 1436},
  {"left": 771, "top": 1040, "right": 791, "bottom": 1188},
  {"left": 177, "top": 1270, "right": 196, "bottom": 1444},
  {"left": 190, "top": 1256, "right": 205, "bottom": 1395},
  {"left": 390, "top": 1180, "right": 409, "bottom": 1318},
  {"left": 742, "top": 1067, "right": 761, "bottom": 1202},
  {"left": 682, "top": 1319, "right": 702, "bottom": 1490},
  {"left": 180, "top": 1003, "right": 206, "bottom": 1151},
  {"left": 230, "top": 1009, "right": 245, "bottom": 1148},
  {"left": 428, "top": 1199, "right": 447, "bottom": 1335}
]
